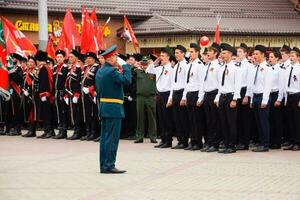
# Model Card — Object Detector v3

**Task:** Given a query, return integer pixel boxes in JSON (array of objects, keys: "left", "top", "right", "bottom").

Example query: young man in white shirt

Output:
[
  {"left": 183, "top": 43, "right": 206, "bottom": 151},
  {"left": 147, "top": 49, "right": 174, "bottom": 148},
  {"left": 250, "top": 45, "right": 273, "bottom": 152},
  {"left": 283, "top": 47, "right": 300, "bottom": 151},
  {"left": 198, "top": 43, "right": 222, "bottom": 152},
  {"left": 215, "top": 43, "right": 242, "bottom": 154}
]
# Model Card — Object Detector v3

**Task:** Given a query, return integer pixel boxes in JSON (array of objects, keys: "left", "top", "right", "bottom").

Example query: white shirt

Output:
[
  {"left": 250, "top": 60, "right": 273, "bottom": 105},
  {"left": 146, "top": 62, "right": 174, "bottom": 98},
  {"left": 239, "top": 58, "right": 252, "bottom": 88},
  {"left": 198, "top": 59, "right": 221, "bottom": 102},
  {"left": 269, "top": 63, "right": 285, "bottom": 102},
  {"left": 215, "top": 60, "right": 242, "bottom": 102},
  {"left": 280, "top": 59, "right": 291, "bottom": 69},
  {"left": 182, "top": 58, "right": 206, "bottom": 100},
  {"left": 171, "top": 59, "right": 189, "bottom": 91},
  {"left": 245, "top": 62, "right": 256, "bottom": 97},
  {"left": 285, "top": 62, "right": 300, "bottom": 95}
]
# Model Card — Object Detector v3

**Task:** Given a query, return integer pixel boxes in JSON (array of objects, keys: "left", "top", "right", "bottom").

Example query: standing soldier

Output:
[
  {"left": 198, "top": 43, "right": 222, "bottom": 152},
  {"left": 134, "top": 56, "right": 157, "bottom": 143},
  {"left": 35, "top": 50, "right": 55, "bottom": 139},
  {"left": 52, "top": 50, "right": 69, "bottom": 139},
  {"left": 215, "top": 43, "right": 242, "bottom": 154},
  {"left": 96, "top": 45, "right": 132, "bottom": 174},
  {"left": 182, "top": 43, "right": 206, "bottom": 151},
  {"left": 81, "top": 52, "right": 99, "bottom": 141},
  {"left": 250, "top": 45, "right": 273, "bottom": 152},
  {"left": 168, "top": 45, "right": 189, "bottom": 149},
  {"left": 22, "top": 56, "right": 38, "bottom": 137},
  {"left": 6, "top": 53, "right": 24, "bottom": 136},
  {"left": 283, "top": 47, "right": 300, "bottom": 151},
  {"left": 65, "top": 50, "right": 84, "bottom": 140},
  {"left": 146, "top": 49, "right": 174, "bottom": 148}
]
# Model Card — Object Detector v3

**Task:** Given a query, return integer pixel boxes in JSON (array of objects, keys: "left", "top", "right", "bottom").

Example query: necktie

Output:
[
  {"left": 288, "top": 66, "right": 294, "bottom": 87},
  {"left": 253, "top": 65, "right": 259, "bottom": 85},
  {"left": 204, "top": 62, "right": 211, "bottom": 81},
  {"left": 221, "top": 65, "right": 228, "bottom": 86},
  {"left": 156, "top": 66, "right": 165, "bottom": 84},
  {"left": 187, "top": 63, "right": 192, "bottom": 83},
  {"left": 175, "top": 63, "right": 180, "bottom": 83}
]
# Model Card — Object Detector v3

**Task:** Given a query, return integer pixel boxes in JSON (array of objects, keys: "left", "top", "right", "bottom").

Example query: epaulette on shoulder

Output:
[{"left": 235, "top": 62, "right": 241, "bottom": 67}]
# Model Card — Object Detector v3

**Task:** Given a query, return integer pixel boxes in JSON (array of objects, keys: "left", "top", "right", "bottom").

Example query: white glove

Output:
[
  {"left": 72, "top": 97, "right": 78, "bottom": 104},
  {"left": 82, "top": 87, "right": 89, "bottom": 94},
  {"left": 41, "top": 96, "right": 47, "bottom": 102},
  {"left": 24, "top": 90, "right": 29, "bottom": 96},
  {"left": 93, "top": 97, "right": 96, "bottom": 104},
  {"left": 128, "top": 96, "right": 133, "bottom": 102},
  {"left": 9, "top": 89, "right": 13, "bottom": 94},
  {"left": 64, "top": 97, "right": 69, "bottom": 105}
]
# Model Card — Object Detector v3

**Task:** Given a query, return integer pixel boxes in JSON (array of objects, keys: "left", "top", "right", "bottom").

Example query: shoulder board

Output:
[
  {"left": 235, "top": 62, "right": 241, "bottom": 67},
  {"left": 198, "top": 61, "right": 202, "bottom": 64}
]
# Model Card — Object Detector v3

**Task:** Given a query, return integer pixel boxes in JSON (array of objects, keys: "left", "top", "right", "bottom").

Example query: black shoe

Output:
[
  {"left": 236, "top": 144, "right": 249, "bottom": 150},
  {"left": 100, "top": 167, "right": 126, "bottom": 174},
  {"left": 67, "top": 133, "right": 81, "bottom": 140},
  {"left": 218, "top": 148, "right": 227, "bottom": 153},
  {"left": 200, "top": 145, "right": 210, "bottom": 152},
  {"left": 37, "top": 132, "right": 47, "bottom": 139},
  {"left": 87, "top": 134, "right": 97, "bottom": 141},
  {"left": 160, "top": 143, "right": 172, "bottom": 148},
  {"left": 22, "top": 131, "right": 36, "bottom": 137},
  {"left": 154, "top": 142, "right": 164, "bottom": 148},
  {"left": 172, "top": 144, "right": 187, "bottom": 149},
  {"left": 52, "top": 132, "right": 67, "bottom": 139},
  {"left": 93, "top": 136, "right": 100, "bottom": 142},
  {"left": 206, "top": 146, "right": 218, "bottom": 152},
  {"left": 283, "top": 144, "right": 294, "bottom": 151},
  {"left": 7, "top": 128, "right": 18, "bottom": 136},
  {"left": 269, "top": 144, "right": 281, "bottom": 150},
  {"left": 0, "top": 128, "right": 5, "bottom": 135},
  {"left": 150, "top": 139, "right": 158, "bottom": 143},
  {"left": 184, "top": 144, "right": 193, "bottom": 150},
  {"left": 80, "top": 134, "right": 90, "bottom": 141},
  {"left": 134, "top": 138, "right": 143, "bottom": 143},
  {"left": 252, "top": 146, "right": 269, "bottom": 152},
  {"left": 249, "top": 142, "right": 258, "bottom": 149},
  {"left": 191, "top": 145, "right": 201, "bottom": 151},
  {"left": 292, "top": 145, "right": 300, "bottom": 151},
  {"left": 281, "top": 141, "right": 291, "bottom": 147},
  {"left": 43, "top": 131, "right": 56, "bottom": 139},
  {"left": 224, "top": 148, "right": 236, "bottom": 154}
]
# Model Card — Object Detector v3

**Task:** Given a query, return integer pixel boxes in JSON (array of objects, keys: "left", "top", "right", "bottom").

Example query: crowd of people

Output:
[{"left": 0, "top": 42, "right": 300, "bottom": 154}]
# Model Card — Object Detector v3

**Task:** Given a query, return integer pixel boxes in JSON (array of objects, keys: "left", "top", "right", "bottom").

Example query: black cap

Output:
[
  {"left": 78, "top": 54, "right": 85, "bottom": 63},
  {"left": 291, "top": 47, "right": 300, "bottom": 55},
  {"left": 254, "top": 45, "right": 267, "bottom": 54},
  {"left": 210, "top": 43, "right": 221, "bottom": 53},
  {"left": 86, "top": 52, "right": 98, "bottom": 61},
  {"left": 141, "top": 56, "right": 150, "bottom": 64},
  {"left": 169, "top": 55, "right": 177, "bottom": 63},
  {"left": 221, "top": 43, "right": 236, "bottom": 54},
  {"left": 70, "top": 49, "right": 80, "bottom": 58},
  {"left": 11, "top": 53, "right": 26, "bottom": 61},
  {"left": 98, "top": 50, "right": 105, "bottom": 56},
  {"left": 272, "top": 48, "right": 282, "bottom": 59},
  {"left": 118, "top": 53, "right": 128, "bottom": 61},
  {"left": 190, "top": 43, "right": 200, "bottom": 51},
  {"left": 55, "top": 49, "right": 66, "bottom": 57},
  {"left": 46, "top": 57, "right": 55, "bottom": 65},
  {"left": 149, "top": 54, "right": 157, "bottom": 61},
  {"left": 280, "top": 44, "right": 291, "bottom": 53},
  {"left": 175, "top": 45, "right": 187, "bottom": 53},
  {"left": 34, "top": 50, "right": 48, "bottom": 62},
  {"left": 239, "top": 43, "right": 249, "bottom": 52}
]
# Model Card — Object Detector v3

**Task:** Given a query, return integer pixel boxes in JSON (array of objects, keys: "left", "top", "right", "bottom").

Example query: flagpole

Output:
[
  {"left": 72, "top": 35, "right": 75, "bottom": 49},
  {"left": 38, "top": 0, "right": 48, "bottom": 50}
]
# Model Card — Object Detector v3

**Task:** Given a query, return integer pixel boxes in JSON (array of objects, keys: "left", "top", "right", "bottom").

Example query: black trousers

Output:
[
  {"left": 282, "top": 97, "right": 291, "bottom": 143},
  {"left": 6, "top": 93, "right": 23, "bottom": 131},
  {"left": 252, "top": 93, "right": 270, "bottom": 147},
  {"left": 82, "top": 94, "right": 99, "bottom": 136},
  {"left": 157, "top": 91, "right": 173, "bottom": 144},
  {"left": 203, "top": 89, "right": 220, "bottom": 147},
  {"left": 237, "top": 87, "right": 252, "bottom": 146},
  {"left": 269, "top": 92, "right": 283, "bottom": 146},
  {"left": 286, "top": 93, "right": 300, "bottom": 145},
  {"left": 172, "top": 89, "right": 189, "bottom": 145},
  {"left": 187, "top": 91, "right": 206, "bottom": 147},
  {"left": 218, "top": 93, "right": 237, "bottom": 148},
  {"left": 55, "top": 90, "right": 69, "bottom": 130}
]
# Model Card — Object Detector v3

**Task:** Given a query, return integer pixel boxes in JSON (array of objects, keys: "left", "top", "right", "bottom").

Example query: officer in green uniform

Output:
[
  {"left": 95, "top": 45, "right": 132, "bottom": 174},
  {"left": 134, "top": 56, "right": 157, "bottom": 143}
]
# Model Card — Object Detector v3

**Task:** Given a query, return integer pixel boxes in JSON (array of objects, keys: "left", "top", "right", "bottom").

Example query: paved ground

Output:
[{"left": 0, "top": 131, "right": 300, "bottom": 200}]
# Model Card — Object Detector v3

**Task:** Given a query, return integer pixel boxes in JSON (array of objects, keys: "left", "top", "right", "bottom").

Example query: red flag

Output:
[
  {"left": 46, "top": 35, "right": 55, "bottom": 59},
  {"left": 2, "top": 17, "right": 36, "bottom": 56},
  {"left": 213, "top": 23, "right": 220, "bottom": 44},
  {"left": 0, "top": 67, "right": 10, "bottom": 100},
  {"left": 80, "top": 9, "right": 98, "bottom": 54},
  {"left": 96, "top": 17, "right": 110, "bottom": 50},
  {"left": 121, "top": 16, "right": 139, "bottom": 52},
  {"left": 62, "top": 9, "right": 81, "bottom": 50},
  {"left": 90, "top": 8, "right": 98, "bottom": 31}
]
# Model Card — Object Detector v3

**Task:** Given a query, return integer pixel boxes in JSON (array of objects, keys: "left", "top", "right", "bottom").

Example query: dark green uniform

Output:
[{"left": 135, "top": 68, "right": 157, "bottom": 140}]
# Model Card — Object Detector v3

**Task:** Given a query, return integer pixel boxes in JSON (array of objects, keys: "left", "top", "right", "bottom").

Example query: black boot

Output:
[
  {"left": 23, "top": 123, "right": 36, "bottom": 137},
  {"left": 7, "top": 127, "right": 18, "bottom": 136},
  {"left": 87, "top": 121, "right": 98, "bottom": 141},
  {"left": 41, "top": 121, "right": 56, "bottom": 139},
  {"left": 0, "top": 126, "right": 6, "bottom": 135},
  {"left": 81, "top": 122, "right": 91, "bottom": 141},
  {"left": 53, "top": 128, "right": 67, "bottom": 139},
  {"left": 67, "top": 125, "right": 82, "bottom": 140}
]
